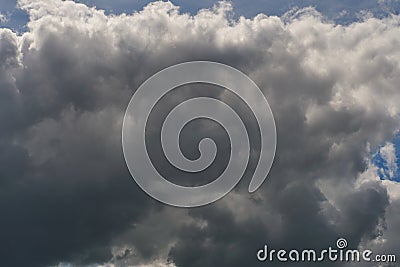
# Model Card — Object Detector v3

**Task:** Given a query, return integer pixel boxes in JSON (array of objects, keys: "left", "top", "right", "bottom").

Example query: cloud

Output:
[
  {"left": 0, "top": 12, "right": 8, "bottom": 23},
  {"left": 0, "top": 0, "right": 400, "bottom": 266}
]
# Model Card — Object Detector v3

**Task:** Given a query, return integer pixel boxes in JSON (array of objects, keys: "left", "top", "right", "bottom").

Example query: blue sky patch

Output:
[{"left": 372, "top": 132, "right": 400, "bottom": 182}]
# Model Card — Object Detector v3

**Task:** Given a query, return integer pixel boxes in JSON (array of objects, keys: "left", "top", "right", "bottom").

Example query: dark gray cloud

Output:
[{"left": 0, "top": 1, "right": 400, "bottom": 266}]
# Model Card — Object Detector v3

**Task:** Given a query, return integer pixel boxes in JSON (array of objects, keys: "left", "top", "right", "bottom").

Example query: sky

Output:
[
  {"left": 1, "top": 0, "right": 400, "bottom": 267},
  {"left": 373, "top": 133, "right": 400, "bottom": 182}
]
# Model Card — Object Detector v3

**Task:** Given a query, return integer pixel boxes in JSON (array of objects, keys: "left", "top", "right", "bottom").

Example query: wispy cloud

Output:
[{"left": 0, "top": 11, "right": 8, "bottom": 23}]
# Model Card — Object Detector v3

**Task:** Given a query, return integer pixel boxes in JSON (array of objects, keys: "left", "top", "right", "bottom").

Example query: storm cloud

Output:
[{"left": 1, "top": 0, "right": 400, "bottom": 266}]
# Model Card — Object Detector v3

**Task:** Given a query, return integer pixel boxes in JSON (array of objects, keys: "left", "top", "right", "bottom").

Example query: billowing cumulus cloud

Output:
[{"left": 1, "top": 0, "right": 400, "bottom": 266}]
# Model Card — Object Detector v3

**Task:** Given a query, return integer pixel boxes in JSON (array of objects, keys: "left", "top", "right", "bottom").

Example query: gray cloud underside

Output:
[{"left": 1, "top": 0, "right": 400, "bottom": 266}]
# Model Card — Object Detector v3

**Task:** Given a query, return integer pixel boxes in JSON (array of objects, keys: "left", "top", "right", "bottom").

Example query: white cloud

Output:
[{"left": 0, "top": 12, "right": 7, "bottom": 23}]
